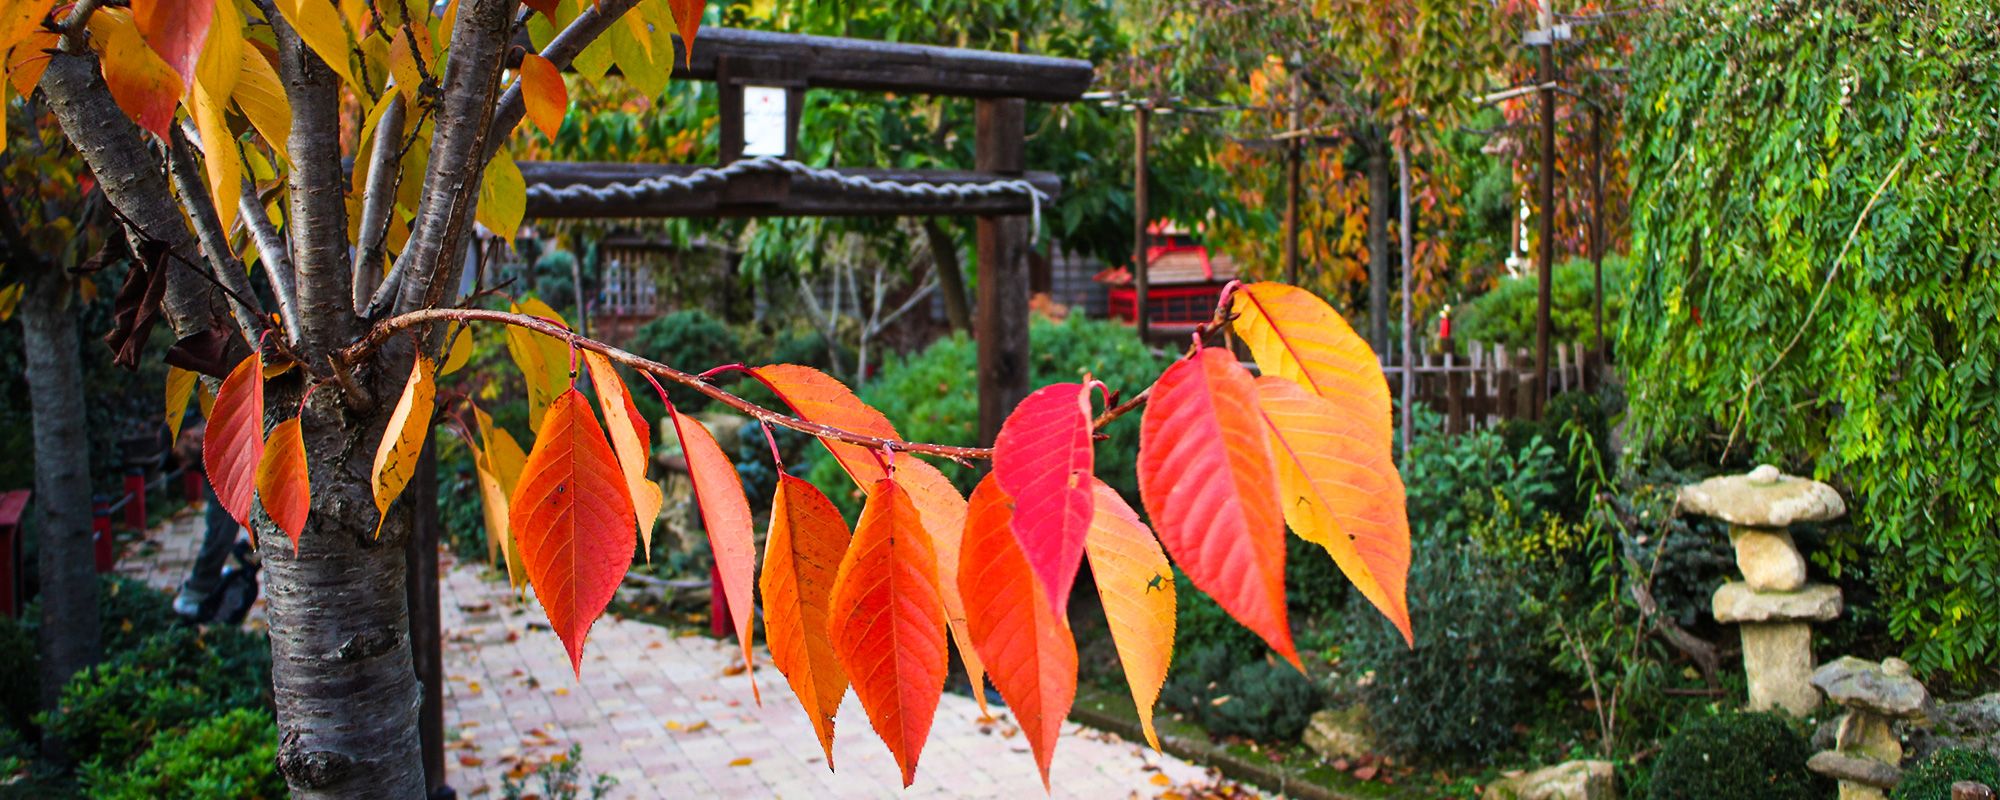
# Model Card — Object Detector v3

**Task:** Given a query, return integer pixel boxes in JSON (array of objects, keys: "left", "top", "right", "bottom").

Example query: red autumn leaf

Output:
[
  {"left": 667, "top": 0, "right": 703, "bottom": 64},
  {"left": 1083, "top": 478, "right": 1175, "bottom": 751},
  {"left": 1137, "top": 348, "right": 1298, "bottom": 668},
  {"left": 511, "top": 389, "right": 636, "bottom": 675},
  {"left": 254, "top": 416, "right": 310, "bottom": 553},
  {"left": 133, "top": 0, "right": 214, "bottom": 92},
  {"left": 992, "top": 382, "right": 1095, "bottom": 616},
  {"left": 960, "top": 475, "right": 1077, "bottom": 789},
  {"left": 519, "top": 52, "right": 567, "bottom": 140},
  {"left": 521, "top": 0, "right": 560, "bottom": 20},
  {"left": 1255, "top": 376, "right": 1413, "bottom": 645},
  {"left": 759, "top": 473, "right": 851, "bottom": 767},
  {"left": 92, "top": 9, "right": 181, "bottom": 138},
  {"left": 668, "top": 404, "right": 758, "bottom": 701},
  {"left": 750, "top": 364, "right": 898, "bottom": 487},
  {"left": 893, "top": 457, "right": 989, "bottom": 716},
  {"left": 203, "top": 354, "right": 264, "bottom": 532},
  {"left": 828, "top": 478, "right": 947, "bottom": 787}
]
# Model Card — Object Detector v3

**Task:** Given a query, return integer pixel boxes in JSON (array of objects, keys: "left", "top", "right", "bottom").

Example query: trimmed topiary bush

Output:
[
  {"left": 79, "top": 707, "right": 283, "bottom": 799},
  {"left": 1647, "top": 711, "right": 1829, "bottom": 800},
  {"left": 39, "top": 625, "right": 270, "bottom": 769},
  {"left": 1162, "top": 643, "right": 1324, "bottom": 743},
  {"left": 1893, "top": 748, "right": 2000, "bottom": 800}
]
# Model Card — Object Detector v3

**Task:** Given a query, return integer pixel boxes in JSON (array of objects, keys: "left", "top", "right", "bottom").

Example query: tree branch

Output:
[
  {"left": 269, "top": 6, "right": 355, "bottom": 357},
  {"left": 392, "top": 0, "right": 520, "bottom": 316},
  {"left": 165, "top": 126, "right": 276, "bottom": 345},
  {"left": 353, "top": 94, "right": 407, "bottom": 314},
  {"left": 349, "top": 308, "right": 1199, "bottom": 463},
  {"left": 238, "top": 173, "right": 302, "bottom": 332},
  {"left": 37, "top": 51, "right": 233, "bottom": 344}
]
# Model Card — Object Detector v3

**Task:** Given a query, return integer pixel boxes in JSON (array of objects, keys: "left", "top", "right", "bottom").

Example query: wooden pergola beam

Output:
[
  {"left": 671, "top": 28, "right": 1093, "bottom": 101},
  {"left": 517, "top": 163, "right": 1062, "bottom": 219}
]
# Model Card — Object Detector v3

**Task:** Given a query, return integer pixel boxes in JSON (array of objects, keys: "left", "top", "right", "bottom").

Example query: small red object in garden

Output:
[
  {"left": 183, "top": 469, "right": 205, "bottom": 504},
  {"left": 92, "top": 498, "right": 114, "bottom": 573},
  {"left": 122, "top": 470, "right": 146, "bottom": 531},
  {"left": 0, "top": 490, "right": 31, "bottom": 617}
]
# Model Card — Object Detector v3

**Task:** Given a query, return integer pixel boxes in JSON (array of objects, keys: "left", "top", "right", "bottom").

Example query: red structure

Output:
[
  {"left": 1103, "top": 221, "right": 1239, "bottom": 328},
  {"left": 0, "top": 490, "right": 30, "bottom": 617}
]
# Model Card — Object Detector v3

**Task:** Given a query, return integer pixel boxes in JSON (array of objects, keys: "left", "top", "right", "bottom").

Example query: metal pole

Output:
[
  {"left": 1133, "top": 104, "right": 1152, "bottom": 343},
  {"left": 1534, "top": 39, "right": 1557, "bottom": 418},
  {"left": 1397, "top": 143, "right": 1414, "bottom": 462},
  {"left": 1284, "top": 108, "right": 1302, "bottom": 285}
]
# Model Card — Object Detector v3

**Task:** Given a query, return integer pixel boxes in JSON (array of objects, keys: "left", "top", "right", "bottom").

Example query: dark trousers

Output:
[{"left": 184, "top": 485, "right": 235, "bottom": 596}]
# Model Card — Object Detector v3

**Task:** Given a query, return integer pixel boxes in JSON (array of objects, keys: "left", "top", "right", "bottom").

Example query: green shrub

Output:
[
  {"left": 1162, "top": 644, "right": 1324, "bottom": 743},
  {"left": 1452, "top": 254, "right": 1628, "bottom": 352},
  {"left": 1894, "top": 748, "right": 2000, "bottom": 800},
  {"left": 80, "top": 707, "right": 282, "bottom": 799},
  {"left": 96, "top": 573, "right": 181, "bottom": 652},
  {"left": 0, "top": 613, "right": 35, "bottom": 733},
  {"left": 1647, "top": 711, "right": 1828, "bottom": 800},
  {"left": 628, "top": 309, "right": 739, "bottom": 413},
  {"left": 39, "top": 626, "right": 270, "bottom": 769},
  {"left": 1623, "top": 0, "right": 2000, "bottom": 677}
]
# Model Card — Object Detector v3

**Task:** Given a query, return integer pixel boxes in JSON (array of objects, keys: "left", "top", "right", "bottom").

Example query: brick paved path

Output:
[{"left": 123, "top": 509, "right": 1235, "bottom": 799}]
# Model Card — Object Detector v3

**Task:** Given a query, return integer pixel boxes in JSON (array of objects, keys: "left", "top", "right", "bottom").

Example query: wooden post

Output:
[
  {"left": 1534, "top": 37, "right": 1557, "bottom": 419},
  {"left": 1133, "top": 104, "right": 1152, "bottom": 342},
  {"left": 1397, "top": 143, "right": 1414, "bottom": 459},
  {"left": 977, "top": 97, "right": 1030, "bottom": 446},
  {"left": 1283, "top": 108, "right": 1302, "bottom": 285},
  {"left": 406, "top": 441, "right": 448, "bottom": 797}
]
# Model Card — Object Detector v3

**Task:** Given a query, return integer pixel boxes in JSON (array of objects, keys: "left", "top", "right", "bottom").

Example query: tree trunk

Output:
[
  {"left": 20, "top": 267, "right": 99, "bottom": 723},
  {"left": 1366, "top": 136, "right": 1392, "bottom": 355},
  {"left": 262, "top": 374, "right": 426, "bottom": 799},
  {"left": 924, "top": 220, "right": 973, "bottom": 333}
]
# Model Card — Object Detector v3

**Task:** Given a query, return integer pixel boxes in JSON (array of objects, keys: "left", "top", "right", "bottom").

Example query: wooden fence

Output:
[{"left": 1382, "top": 340, "right": 1602, "bottom": 434}]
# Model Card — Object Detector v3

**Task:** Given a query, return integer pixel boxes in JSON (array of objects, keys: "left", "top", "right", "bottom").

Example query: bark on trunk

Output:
[
  {"left": 21, "top": 267, "right": 99, "bottom": 722},
  {"left": 1365, "top": 138, "right": 1392, "bottom": 355},
  {"left": 262, "top": 375, "right": 426, "bottom": 799}
]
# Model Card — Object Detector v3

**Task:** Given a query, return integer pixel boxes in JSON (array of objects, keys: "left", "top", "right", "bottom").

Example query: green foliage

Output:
[
  {"left": 79, "top": 707, "right": 283, "bottom": 800},
  {"left": 1162, "top": 644, "right": 1324, "bottom": 743},
  {"left": 39, "top": 625, "right": 271, "bottom": 770},
  {"left": 1647, "top": 711, "right": 1828, "bottom": 800},
  {"left": 1453, "top": 255, "right": 1629, "bottom": 352},
  {"left": 807, "top": 315, "right": 1172, "bottom": 510},
  {"left": 0, "top": 613, "right": 35, "bottom": 734},
  {"left": 502, "top": 744, "right": 617, "bottom": 800},
  {"left": 627, "top": 309, "right": 740, "bottom": 413},
  {"left": 1623, "top": 0, "right": 2000, "bottom": 676},
  {"left": 1893, "top": 748, "right": 2000, "bottom": 800}
]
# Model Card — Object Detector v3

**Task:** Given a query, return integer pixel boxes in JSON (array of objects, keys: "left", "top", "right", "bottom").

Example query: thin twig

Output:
[{"left": 1722, "top": 156, "right": 1907, "bottom": 459}]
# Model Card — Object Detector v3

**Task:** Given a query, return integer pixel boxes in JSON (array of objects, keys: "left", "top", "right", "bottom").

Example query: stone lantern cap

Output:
[
  {"left": 1812, "top": 656, "right": 1933, "bottom": 719},
  {"left": 1679, "top": 464, "right": 1846, "bottom": 528},
  {"left": 1713, "top": 582, "right": 1841, "bottom": 623}
]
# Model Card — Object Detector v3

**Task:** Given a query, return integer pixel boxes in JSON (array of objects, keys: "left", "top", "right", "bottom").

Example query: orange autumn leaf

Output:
[
  {"left": 254, "top": 416, "right": 310, "bottom": 553},
  {"left": 892, "top": 457, "right": 989, "bottom": 716},
  {"left": 992, "top": 382, "right": 1095, "bottom": 616},
  {"left": 667, "top": 405, "right": 758, "bottom": 701},
  {"left": 1083, "top": 478, "right": 1175, "bottom": 751},
  {"left": 750, "top": 364, "right": 897, "bottom": 487},
  {"left": 759, "top": 473, "right": 851, "bottom": 767},
  {"left": 1254, "top": 376, "right": 1412, "bottom": 645},
  {"left": 1230, "top": 282, "right": 1391, "bottom": 446},
  {"left": 1137, "top": 348, "right": 1298, "bottom": 668},
  {"left": 828, "top": 478, "right": 947, "bottom": 787},
  {"left": 511, "top": 389, "right": 635, "bottom": 675},
  {"left": 665, "top": 0, "right": 703, "bottom": 66},
  {"left": 960, "top": 475, "right": 1077, "bottom": 789},
  {"left": 583, "top": 352, "right": 662, "bottom": 554},
  {"left": 89, "top": 8, "right": 181, "bottom": 138},
  {"left": 372, "top": 354, "right": 436, "bottom": 538},
  {"left": 133, "top": 0, "right": 214, "bottom": 92},
  {"left": 519, "top": 52, "right": 567, "bottom": 140},
  {"left": 203, "top": 354, "right": 264, "bottom": 532}
]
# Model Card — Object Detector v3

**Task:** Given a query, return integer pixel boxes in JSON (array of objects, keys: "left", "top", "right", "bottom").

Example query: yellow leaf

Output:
[
  {"left": 440, "top": 323, "right": 473, "bottom": 376},
  {"left": 0, "top": 1, "right": 53, "bottom": 55},
  {"left": 476, "top": 148, "right": 525, "bottom": 241},
  {"left": 503, "top": 298, "right": 571, "bottom": 431},
  {"left": 232, "top": 48, "right": 291, "bottom": 159},
  {"left": 1150, "top": 773, "right": 1173, "bottom": 786},
  {"left": 1083, "top": 479, "right": 1176, "bottom": 752},
  {"left": 569, "top": 2, "right": 612, "bottom": 83},
  {"left": 165, "top": 366, "right": 198, "bottom": 446},
  {"left": 190, "top": 82, "right": 242, "bottom": 234},
  {"left": 269, "top": 0, "right": 357, "bottom": 89},
  {"left": 192, "top": 0, "right": 242, "bottom": 102},
  {"left": 371, "top": 354, "right": 436, "bottom": 537},
  {"left": 474, "top": 404, "right": 529, "bottom": 589},
  {"left": 605, "top": 6, "right": 663, "bottom": 98},
  {"left": 583, "top": 351, "right": 662, "bottom": 554},
  {"left": 0, "top": 283, "right": 21, "bottom": 321},
  {"left": 196, "top": 380, "right": 216, "bottom": 420}
]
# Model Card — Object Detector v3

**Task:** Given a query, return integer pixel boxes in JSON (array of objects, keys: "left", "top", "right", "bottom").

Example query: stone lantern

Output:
[
  {"left": 1809, "top": 656, "right": 1932, "bottom": 800},
  {"left": 1679, "top": 464, "right": 1846, "bottom": 716}
]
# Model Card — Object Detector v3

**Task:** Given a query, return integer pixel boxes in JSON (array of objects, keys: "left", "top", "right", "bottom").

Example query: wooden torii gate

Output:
[{"left": 409, "top": 27, "right": 1093, "bottom": 795}]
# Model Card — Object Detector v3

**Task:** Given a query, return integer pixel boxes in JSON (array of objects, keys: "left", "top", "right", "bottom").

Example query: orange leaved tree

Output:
[{"left": 7, "top": 0, "right": 1411, "bottom": 795}]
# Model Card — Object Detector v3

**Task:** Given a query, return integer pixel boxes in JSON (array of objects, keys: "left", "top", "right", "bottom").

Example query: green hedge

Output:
[
  {"left": 1623, "top": 0, "right": 2000, "bottom": 677},
  {"left": 1454, "top": 254, "right": 1628, "bottom": 351},
  {"left": 80, "top": 707, "right": 283, "bottom": 799},
  {"left": 1647, "top": 711, "right": 1827, "bottom": 800}
]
